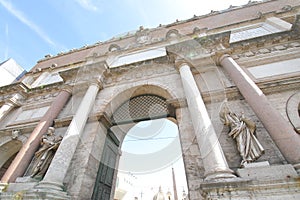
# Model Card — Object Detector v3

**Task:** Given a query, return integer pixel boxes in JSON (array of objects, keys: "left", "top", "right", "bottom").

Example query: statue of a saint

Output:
[
  {"left": 219, "top": 104, "right": 264, "bottom": 167},
  {"left": 30, "top": 127, "right": 62, "bottom": 179}
]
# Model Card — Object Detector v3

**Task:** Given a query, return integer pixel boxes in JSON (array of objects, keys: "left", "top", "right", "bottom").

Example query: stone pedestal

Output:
[{"left": 237, "top": 164, "right": 298, "bottom": 180}]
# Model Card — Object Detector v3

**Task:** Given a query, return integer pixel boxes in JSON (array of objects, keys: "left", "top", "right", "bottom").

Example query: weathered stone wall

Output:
[
  {"left": 176, "top": 107, "right": 204, "bottom": 200},
  {"left": 64, "top": 121, "right": 107, "bottom": 199}
]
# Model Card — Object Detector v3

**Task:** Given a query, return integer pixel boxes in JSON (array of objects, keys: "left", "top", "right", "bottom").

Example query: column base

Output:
[
  {"left": 0, "top": 181, "right": 70, "bottom": 200},
  {"left": 204, "top": 169, "right": 236, "bottom": 181},
  {"left": 34, "top": 180, "right": 65, "bottom": 191},
  {"left": 29, "top": 181, "right": 70, "bottom": 199}
]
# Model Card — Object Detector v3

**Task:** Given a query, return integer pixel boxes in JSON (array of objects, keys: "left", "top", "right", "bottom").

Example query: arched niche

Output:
[
  {"left": 0, "top": 139, "right": 22, "bottom": 179},
  {"left": 286, "top": 92, "right": 300, "bottom": 133}
]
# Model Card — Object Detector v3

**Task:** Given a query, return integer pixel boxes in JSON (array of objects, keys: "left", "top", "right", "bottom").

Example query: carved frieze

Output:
[
  {"left": 104, "top": 61, "right": 176, "bottom": 86},
  {"left": 135, "top": 27, "right": 151, "bottom": 45},
  {"left": 108, "top": 44, "right": 121, "bottom": 52},
  {"left": 232, "top": 41, "right": 300, "bottom": 60}
]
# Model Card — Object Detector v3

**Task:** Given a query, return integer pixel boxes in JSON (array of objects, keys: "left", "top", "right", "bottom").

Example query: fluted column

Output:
[
  {"left": 37, "top": 81, "right": 102, "bottom": 190},
  {"left": 176, "top": 59, "right": 235, "bottom": 180},
  {"left": 219, "top": 54, "right": 300, "bottom": 164},
  {"left": 0, "top": 93, "right": 24, "bottom": 121},
  {"left": 1, "top": 88, "right": 71, "bottom": 183}
]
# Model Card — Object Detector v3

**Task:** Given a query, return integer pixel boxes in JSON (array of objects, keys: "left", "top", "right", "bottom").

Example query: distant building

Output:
[
  {"left": 0, "top": 58, "right": 26, "bottom": 87},
  {"left": 153, "top": 186, "right": 165, "bottom": 200},
  {"left": 114, "top": 172, "right": 137, "bottom": 200},
  {"left": 0, "top": 0, "right": 300, "bottom": 200}
]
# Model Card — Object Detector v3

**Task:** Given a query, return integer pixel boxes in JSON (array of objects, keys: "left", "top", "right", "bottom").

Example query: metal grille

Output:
[{"left": 112, "top": 95, "right": 168, "bottom": 124}]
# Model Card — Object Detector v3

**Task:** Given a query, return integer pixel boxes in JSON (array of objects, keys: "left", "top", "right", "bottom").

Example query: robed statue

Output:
[
  {"left": 219, "top": 104, "right": 264, "bottom": 167},
  {"left": 30, "top": 127, "right": 62, "bottom": 179}
]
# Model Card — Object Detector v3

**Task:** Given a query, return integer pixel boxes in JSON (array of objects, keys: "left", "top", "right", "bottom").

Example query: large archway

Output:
[
  {"left": 113, "top": 118, "right": 188, "bottom": 200},
  {"left": 92, "top": 86, "right": 188, "bottom": 200}
]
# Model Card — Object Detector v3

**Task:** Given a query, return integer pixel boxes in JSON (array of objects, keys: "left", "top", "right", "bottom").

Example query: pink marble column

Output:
[
  {"left": 1, "top": 88, "right": 71, "bottom": 183},
  {"left": 219, "top": 54, "right": 300, "bottom": 164},
  {"left": 37, "top": 81, "right": 101, "bottom": 191}
]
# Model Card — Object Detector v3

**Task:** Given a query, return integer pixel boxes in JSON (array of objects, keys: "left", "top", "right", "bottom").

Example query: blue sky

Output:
[{"left": 0, "top": 0, "right": 251, "bottom": 71}]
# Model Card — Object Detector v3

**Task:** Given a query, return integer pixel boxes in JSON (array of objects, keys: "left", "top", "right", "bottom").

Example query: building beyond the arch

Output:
[{"left": 0, "top": 0, "right": 300, "bottom": 199}]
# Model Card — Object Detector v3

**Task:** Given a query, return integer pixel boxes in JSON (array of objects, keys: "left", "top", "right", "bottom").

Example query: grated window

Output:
[{"left": 112, "top": 95, "right": 168, "bottom": 124}]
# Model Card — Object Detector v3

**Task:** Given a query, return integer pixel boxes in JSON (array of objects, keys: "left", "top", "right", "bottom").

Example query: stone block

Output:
[
  {"left": 6, "top": 182, "right": 37, "bottom": 192},
  {"left": 243, "top": 161, "right": 269, "bottom": 168},
  {"left": 237, "top": 164, "right": 298, "bottom": 180}
]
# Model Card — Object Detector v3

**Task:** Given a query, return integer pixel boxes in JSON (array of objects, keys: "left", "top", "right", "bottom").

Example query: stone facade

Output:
[{"left": 0, "top": 0, "right": 300, "bottom": 199}]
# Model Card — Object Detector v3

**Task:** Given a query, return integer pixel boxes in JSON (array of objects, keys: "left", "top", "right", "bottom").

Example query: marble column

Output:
[
  {"left": 37, "top": 81, "right": 102, "bottom": 190},
  {"left": 219, "top": 54, "right": 300, "bottom": 164},
  {"left": 176, "top": 60, "right": 235, "bottom": 180},
  {"left": 1, "top": 88, "right": 71, "bottom": 183},
  {"left": 0, "top": 93, "right": 24, "bottom": 121}
]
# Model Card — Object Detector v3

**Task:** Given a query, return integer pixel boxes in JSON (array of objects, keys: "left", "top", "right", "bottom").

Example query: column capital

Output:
[
  {"left": 60, "top": 85, "right": 73, "bottom": 94},
  {"left": 6, "top": 93, "right": 25, "bottom": 107},
  {"left": 218, "top": 54, "right": 231, "bottom": 65},
  {"left": 89, "top": 78, "right": 104, "bottom": 90},
  {"left": 174, "top": 57, "right": 193, "bottom": 71},
  {"left": 212, "top": 52, "right": 231, "bottom": 66}
]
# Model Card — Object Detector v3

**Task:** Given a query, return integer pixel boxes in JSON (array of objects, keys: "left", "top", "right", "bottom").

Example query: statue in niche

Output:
[
  {"left": 30, "top": 127, "right": 62, "bottom": 179},
  {"left": 219, "top": 104, "right": 264, "bottom": 167}
]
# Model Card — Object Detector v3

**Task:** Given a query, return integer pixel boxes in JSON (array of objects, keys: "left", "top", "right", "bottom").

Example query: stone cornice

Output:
[
  {"left": 0, "top": 82, "right": 28, "bottom": 97},
  {"left": 59, "top": 60, "right": 107, "bottom": 86},
  {"left": 192, "top": 14, "right": 300, "bottom": 66},
  {"left": 30, "top": 2, "right": 300, "bottom": 74},
  {"left": 0, "top": 121, "right": 38, "bottom": 136},
  {"left": 230, "top": 15, "right": 300, "bottom": 56},
  {"left": 234, "top": 41, "right": 300, "bottom": 67},
  {"left": 54, "top": 112, "right": 112, "bottom": 129}
]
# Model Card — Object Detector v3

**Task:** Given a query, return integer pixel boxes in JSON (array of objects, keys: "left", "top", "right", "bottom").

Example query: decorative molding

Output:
[
  {"left": 1, "top": 121, "right": 39, "bottom": 135},
  {"left": 166, "top": 29, "right": 181, "bottom": 40},
  {"left": 231, "top": 41, "right": 300, "bottom": 61},
  {"left": 89, "top": 111, "right": 112, "bottom": 128},
  {"left": 166, "top": 98, "right": 187, "bottom": 109},
  {"left": 135, "top": 28, "right": 151, "bottom": 45},
  {"left": 104, "top": 59, "right": 176, "bottom": 86},
  {"left": 0, "top": 82, "right": 28, "bottom": 98},
  {"left": 108, "top": 44, "right": 121, "bottom": 52},
  {"left": 54, "top": 116, "right": 73, "bottom": 128},
  {"left": 11, "top": 129, "right": 20, "bottom": 140},
  {"left": 196, "top": 31, "right": 231, "bottom": 50}
]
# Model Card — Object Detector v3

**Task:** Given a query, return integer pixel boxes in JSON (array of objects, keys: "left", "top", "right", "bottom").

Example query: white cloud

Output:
[
  {"left": 75, "top": 0, "right": 99, "bottom": 11},
  {"left": 0, "top": 0, "right": 61, "bottom": 49}
]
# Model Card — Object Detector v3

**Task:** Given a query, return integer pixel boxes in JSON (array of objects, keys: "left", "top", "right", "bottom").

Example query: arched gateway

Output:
[
  {"left": 92, "top": 90, "right": 177, "bottom": 200},
  {"left": 1, "top": 2, "right": 300, "bottom": 199}
]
